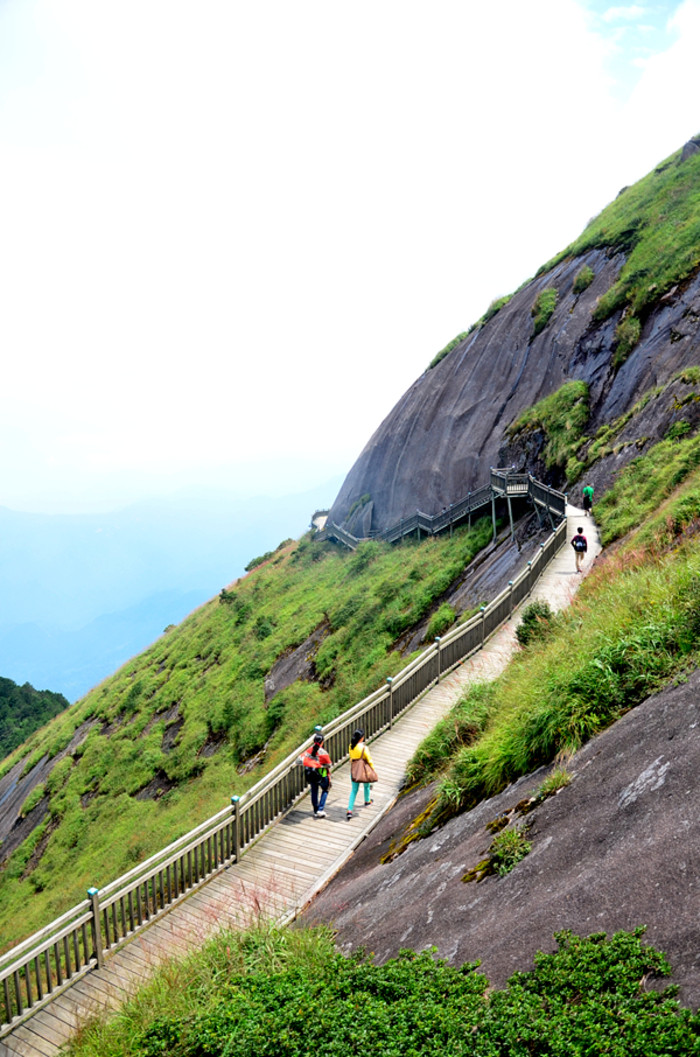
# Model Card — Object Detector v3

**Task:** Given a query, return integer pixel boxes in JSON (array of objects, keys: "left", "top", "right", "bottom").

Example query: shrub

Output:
[
  {"left": 536, "top": 766, "right": 572, "bottom": 799},
  {"left": 66, "top": 923, "right": 700, "bottom": 1057},
  {"left": 488, "top": 823, "right": 532, "bottom": 876},
  {"left": 428, "top": 331, "right": 469, "bottom": 369},
  {"left": 482, "top": 293, "right": 514, "bottom": 324},
  {"left": 668, "top": 419, "right": 691, "bottom": 440},
  {"left": 572, "top": 263, "right": 594, "bottom": 294},
  {"left": 245, "top": 551, "right": 274, "bottom": 572},
  {"left": 613, "top": 315, "right": 642, "bottom": 368},
  {"left": 531, "top": 287, "right": 559, "bottom": 336},
  {"left": 516, "top": 600, "right": 555, "bottom": 647},
  {"left": 426, "top": 603, "right": 456, "bottom": 641}
]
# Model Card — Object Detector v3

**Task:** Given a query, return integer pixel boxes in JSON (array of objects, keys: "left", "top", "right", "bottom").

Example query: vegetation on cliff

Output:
[
  {"left": 0, "top": 518, "right": 493, "bottom": 947},
  {"left": 66, "top": 921, "right": 699, "bottom": 1057},
  {"left": 431, "top": 141, "right": 700, "bottom": 372}
]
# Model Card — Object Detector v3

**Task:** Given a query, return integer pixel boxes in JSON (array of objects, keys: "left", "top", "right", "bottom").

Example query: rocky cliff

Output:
[{"left": 329, "top": 143, "right": 700, "bottom": 535}]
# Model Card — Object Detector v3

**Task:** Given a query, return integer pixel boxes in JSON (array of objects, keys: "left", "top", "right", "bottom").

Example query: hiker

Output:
[
  {"left": 347, "top": 728, "right": 377, "bottom": 820},
  {"left": 301, "top": 732, "right": 332, "bottom": 818},
  {"left": 571, "top": 526, "right": 588, "bottom": 573},
  {"left": 582, "top": 483, "right": 594, "bottom": 516}
]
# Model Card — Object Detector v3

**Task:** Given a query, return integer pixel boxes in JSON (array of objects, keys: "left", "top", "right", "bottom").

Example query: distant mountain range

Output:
[{"left": 0, "top": 479, "right": 342, "bottom": 701}]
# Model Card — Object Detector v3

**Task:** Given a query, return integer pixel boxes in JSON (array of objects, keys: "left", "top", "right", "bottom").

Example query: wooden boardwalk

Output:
[{"left": 1, "top": 507, "right": 599, "bottom": 1056}]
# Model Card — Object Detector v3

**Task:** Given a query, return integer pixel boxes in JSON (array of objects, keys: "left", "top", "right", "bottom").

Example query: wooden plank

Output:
[
  {"left": 245, "top": 846, "right": 337, "bottom": 873},
  {"left": 37, "top": 995, "right": 82, "bottom": 1032},
  {"left": 20, "top": 1009, "right": 71, "bottom": 1046},
  {"left": 0, "top": 1030, "right": 45, "bottom": 1057},
  {"left": 2, "top": 1023, "right": 58, "bottom": 1057}
]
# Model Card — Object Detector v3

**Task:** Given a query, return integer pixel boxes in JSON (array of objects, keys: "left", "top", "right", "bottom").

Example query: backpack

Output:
[{"left": 573, "top": 536, "right": 586, "bottom": 551}]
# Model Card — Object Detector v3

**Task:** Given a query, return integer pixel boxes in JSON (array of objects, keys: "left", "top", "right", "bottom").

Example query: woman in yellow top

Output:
[{"left": 347, "top": 728, "right": 374, "bottom": 820}]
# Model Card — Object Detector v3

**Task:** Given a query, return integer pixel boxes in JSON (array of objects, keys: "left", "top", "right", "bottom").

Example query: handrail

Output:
[
  {"left": 324, "top": 472, "right": 565, "bottom": 550},
  {"left": 0, "top": 480, "right": 569, "bottom": 1039}
]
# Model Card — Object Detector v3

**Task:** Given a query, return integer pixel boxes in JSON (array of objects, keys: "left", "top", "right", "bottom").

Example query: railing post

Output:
[
  {"left": 508, "top": 580, "right": 514, "bottom": 617},
  {"left": 435, "top": 637, "right": 442, "bottom": 683},
  {"left": 386, "top": 677, "right": 394, "bottom": 729},
  {"left": 231, "top": 796, "right": 240, "bottom": 863},
  {"left": 87, "top": 888, "right": 104, "bottom": 969},
  {"left": 480, "top": 605, "right": 486, "bottom": 647},
  {"left": 527, "top": 560, "right": 532, "bottom": 594}
]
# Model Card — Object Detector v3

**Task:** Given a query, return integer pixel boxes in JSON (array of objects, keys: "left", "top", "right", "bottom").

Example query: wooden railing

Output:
[
  {"left": 0, "top": 500, "right": 569, "bottom": 1039},
  {"left": 323, "top": 471, "right": 565, "bottom": 549}
]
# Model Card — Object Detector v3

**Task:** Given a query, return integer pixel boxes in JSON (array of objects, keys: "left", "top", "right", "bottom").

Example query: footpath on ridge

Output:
[{"left": 2, "top": 507, "right": 600, "bottom": 1057}]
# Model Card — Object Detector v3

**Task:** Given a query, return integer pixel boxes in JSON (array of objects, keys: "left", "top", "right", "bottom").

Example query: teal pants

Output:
[{"left": 348, "top": 780, "right": 371, "bottom": 811}]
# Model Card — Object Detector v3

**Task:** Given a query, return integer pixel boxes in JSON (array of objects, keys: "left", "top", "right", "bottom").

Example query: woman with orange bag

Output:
[{"left": 347, "top": 728, "right": 377, "bottom": 820}]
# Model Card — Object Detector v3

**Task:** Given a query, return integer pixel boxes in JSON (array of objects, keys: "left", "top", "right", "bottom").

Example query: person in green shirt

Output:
[{"left": 582, "top": 483, "right": 594, "bottom": 516}]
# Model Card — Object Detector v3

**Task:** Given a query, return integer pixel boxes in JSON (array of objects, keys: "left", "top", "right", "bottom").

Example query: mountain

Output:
[
  {"left": 0, "top": 677, "right": 68, "bottom": 760},
  {"left": 2, "top": 137, "right": 700, "bottom": 1005},
  {"left": 329, "top": 140, "right": 700, "bottom": 534},
  {"left": 0, "top": 480, "right": 342, "bottom": 701}
]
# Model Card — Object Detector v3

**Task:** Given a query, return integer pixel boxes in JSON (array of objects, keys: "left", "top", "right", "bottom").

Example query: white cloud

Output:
[
  {"left": 0, "top": 0, "right": 696, "bottom": 512},
  {"left": 602, "top": 5, "right": 648, "bottom": 21}
]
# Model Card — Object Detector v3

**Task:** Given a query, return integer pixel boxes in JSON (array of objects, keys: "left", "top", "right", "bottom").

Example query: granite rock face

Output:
[
  {"left": 329, "top": 250, "right": 700, "bottom": 534},
  {"left": 304, "top": 669, "right": 700, "bottom": 1008}
]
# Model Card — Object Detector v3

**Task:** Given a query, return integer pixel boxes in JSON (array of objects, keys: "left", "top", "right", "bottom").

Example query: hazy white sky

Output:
[{"left": 1, "top": 0, "right": 698, "bottom": 513}]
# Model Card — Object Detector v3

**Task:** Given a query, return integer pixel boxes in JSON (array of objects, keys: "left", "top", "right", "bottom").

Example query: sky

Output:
[{"left": 1, "top": 0, "right": 699, "bottom": 514}]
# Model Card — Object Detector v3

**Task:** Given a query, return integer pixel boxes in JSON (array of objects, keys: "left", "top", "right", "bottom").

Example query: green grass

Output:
[
  {"left": 429, "top": 330, "right": 470, "bottom": 369},
  {"left": 402, "top": 420, "right": 700, "bottom": 836},
  {"left": 539, "top": 145, "right": 700, "bottom": 320},
  {"left": 595, "top": 431, "right": 700, "bottom": 546},
  {"left": 64, "top": 921, "right": 699, "bottom": 1057},
  {"left": 0, "top": 519, "right": 494, "bottom": 949},
  {"left": 508, "top": 380, "right": 589, "bottom": 474},
  {"left": 408, "top": 526, "right": 700, "bottom": 830},
  {"left": 572, "top": 263, "right": 594, "bottom": 294},
  {"left": 531, "top": 287, "right": 558, "bottom": 336}
]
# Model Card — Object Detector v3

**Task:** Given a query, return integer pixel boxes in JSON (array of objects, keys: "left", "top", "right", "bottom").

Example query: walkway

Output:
[{"left": 1, "top": 508, "right": 600, "bottom": 1057}]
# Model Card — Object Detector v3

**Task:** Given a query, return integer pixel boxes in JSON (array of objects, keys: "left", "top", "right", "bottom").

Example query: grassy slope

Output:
[{"left": 0, "top": 519, "right": 493, "bottom": 948}]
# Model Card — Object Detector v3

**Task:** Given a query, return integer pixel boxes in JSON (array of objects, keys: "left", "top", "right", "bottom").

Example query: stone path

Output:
[{"left": 1, "top": 508, "right": 600, "bottom": 1056}]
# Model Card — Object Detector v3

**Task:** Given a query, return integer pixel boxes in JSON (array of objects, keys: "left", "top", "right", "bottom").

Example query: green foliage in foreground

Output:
[
  {"left": 508, "top": 380, "right": 589, "bottom": 475},
  {"left": 0, "top": 677, "right": 69, "bottom": 761},
  {"left": 0, "top": 520, "right": 493, "bottom": 949},
  {"left": 66, "top": 923, "right": 699, "bottom": 1057},
  {"left": 539, "top": 145, "right": 700, "bottom": 321}
]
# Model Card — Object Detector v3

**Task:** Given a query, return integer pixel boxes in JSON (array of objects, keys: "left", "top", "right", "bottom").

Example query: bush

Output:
[
  {"left": 516, "top": 599, "right": 555, "bottom": 647},
  {"left": 426, "top": 603, "right": 456, "bottom": 641},
  {"left": 66, "top": 924, "right": 700, "bottom": 1057},
  {"left": 429, "top": 331, "right": 469, "bottom": 369},
  {"left": 613, "top": 315, "right": 642, "bottom": 368},
  {"left": 572, "top": 263, "right": 594, "bottom": 294},
  {"left": 531, "top": 287, "right": 559, "bottom": 336},
  {"left": 488, "top": 823, "right": 532, "bottom": 876}
]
